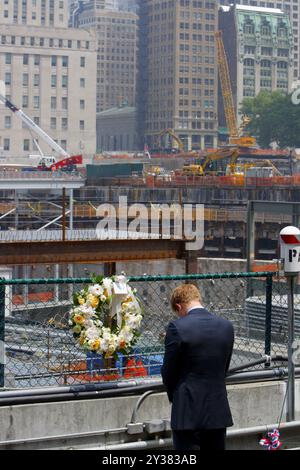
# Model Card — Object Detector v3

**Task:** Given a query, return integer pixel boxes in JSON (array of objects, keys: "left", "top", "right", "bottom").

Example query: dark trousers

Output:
[{"left": 172, "top": 428, "right": 226, "bottom": 451}]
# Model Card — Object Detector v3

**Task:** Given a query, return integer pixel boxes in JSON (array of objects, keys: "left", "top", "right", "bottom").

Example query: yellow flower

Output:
[
  {"left": 79, "top": 335, "right": 85, "bottom": 345},
  {"left": 78, "top": 296, "right": 85, "bottom": 305},
  {"left": 87, "top": 294, "right": 99, "bottom": 308},
  {"left": 90, "top": 339, "right": 100, "bottom": 351},
  {"left": 74, "top": 314, "right": 85, "bottom": 325}
]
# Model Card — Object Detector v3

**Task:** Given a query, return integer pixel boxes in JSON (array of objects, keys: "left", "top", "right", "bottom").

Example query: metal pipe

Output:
[
  {"left": 91, "top": 438, "right": 174, "bottom": 451},
  {"left": 228, "top": 354, "right": 288, "bottom": 374},
  {"left": 131, "top": 390, "right": 157, "bottom": 423},
  {"left": 2, "top": 368, "right": 300, "bottom": 407}
]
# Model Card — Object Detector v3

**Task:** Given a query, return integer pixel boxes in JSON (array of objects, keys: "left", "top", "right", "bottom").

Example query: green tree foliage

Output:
[{"left": 240, "top": 90, "right": 300, "bottom": 148}]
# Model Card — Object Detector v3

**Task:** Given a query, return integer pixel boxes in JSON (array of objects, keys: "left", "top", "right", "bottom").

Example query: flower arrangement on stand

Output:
[{"left": 69, "top": 274, "right": 143, "bottom": 381}]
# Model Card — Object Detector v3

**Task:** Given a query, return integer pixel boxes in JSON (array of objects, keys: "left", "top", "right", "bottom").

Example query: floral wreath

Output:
[{"left": 69, "top": 274, "right": 143, "bottom": 358}]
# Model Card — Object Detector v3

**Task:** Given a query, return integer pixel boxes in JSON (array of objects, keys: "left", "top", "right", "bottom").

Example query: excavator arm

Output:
[
  {"left": 155, "top": 128, "right": 184, "bottom": 152},
  {"left": 201, "top": 148, "right": 240, "bottom": 174}
]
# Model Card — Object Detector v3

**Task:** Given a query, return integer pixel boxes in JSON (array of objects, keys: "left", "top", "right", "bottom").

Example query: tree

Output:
[{"left": 240, "top": 90, "right": 300, "bottom": 148}]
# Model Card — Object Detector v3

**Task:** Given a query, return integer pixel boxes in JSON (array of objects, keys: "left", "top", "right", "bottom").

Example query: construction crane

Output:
[
  {"left": 155, "top": 128, "right": 184, "bottom": 152},
  {"left": 0, "top": 93, "right": 82, "bottom": 170},
  {"left": 215, "top": 31, "right": 257, "bottom": 148}
]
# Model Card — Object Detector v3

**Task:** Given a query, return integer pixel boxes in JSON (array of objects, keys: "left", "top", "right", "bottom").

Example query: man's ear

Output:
[{"left": 175, "top": 303, "right": 181, "bottom": 313}]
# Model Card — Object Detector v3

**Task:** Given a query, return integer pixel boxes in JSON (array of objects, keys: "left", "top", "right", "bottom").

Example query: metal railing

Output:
[
  {"left": 0, "top": 170, "right": 83, "bottom": 181},
  {"left": 0, "top": 271, "right": 297, "bottom": 390}
]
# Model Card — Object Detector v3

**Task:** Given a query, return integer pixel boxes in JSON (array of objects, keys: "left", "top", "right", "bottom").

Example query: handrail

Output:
[{"left": 0, "top": 271, "right": 278, "bottom": 285}]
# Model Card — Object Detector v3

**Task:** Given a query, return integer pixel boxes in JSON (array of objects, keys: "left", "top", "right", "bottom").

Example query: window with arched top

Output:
[
  {"left": 277, "top": 61, "right": 287, "bottom": 69},
  {"left": 278, "top": 25, "right": 287, "bottom": 38},
  {"left": 243, "top": 21, "right": 255, "bottom": 35},
  {"left": 261, "top": 22, "right": 271, "bottom": 36}
]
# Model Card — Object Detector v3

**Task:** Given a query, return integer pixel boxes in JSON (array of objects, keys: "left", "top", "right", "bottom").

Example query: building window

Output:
[
  {"left": 23, "top": 73, "right": 29, "bottom": 86},
  {"left": 62, "top": 56, "right": 68, "bottom": 67},
  {"left": 23, "top": 54, "right": 29, "bottom": 65},
  {"left": 34, "top": 96, "right": 40, "bottom": 109},
  {"left": 80, "top": 120, "right": 85, "bottom": 130},
  {"left": 22, "top": 96, "right": 28, "bottom": 108},
  {"left": 5, "top": 72, "right": 11, "bottom": 86},
  {"left": 261, "top": 23, "right": 271, "bottom": 36},
  {"left": 51, "top": 75, "right": 57, "bottom": 87},
  {"left": 62, "top": 97, "right": 68, "bottom": 110},
  {"left": 4, "top": 116, "right": 11, "bottom": 129},
  {"left": 3, "top": 138, "right": 10, "bottom": 151},
  {"left": 80, "top": 100, "right": 85, "bottom": 110},
  {"left": 51, "top": 97, "right": 57, "bottom": 110},
  {"left": 50, "top": 117, "right": 56, "bottom": 129},
  {"left": 34, "top": 74, "right": 40, "bottom": 87},
  {"left": 62, "top": 76, "right": 68, "bottom": 88},
  {"left": 80, "top": 78, "right": 85, "bottom": 88},
  {"left": 5, "top": 53, "right": 11, "bottom": 64},
  {"left": 243, "top": 22, "right": 255, "bottom": 35},
  {"left": 62, "top": 118, "right": 68, "bottom": 130},
  {"left": 80, "top": 57, "right": 86, "bottom": 67},
  {"left": 34, "top": 55, "right": 40, "bottom": 66},
  {"left": 23, "top": 139, "right": 30, "bottom": 151},
  {"left": 51, "top": 56, "right": 57, "bottom": 67}
]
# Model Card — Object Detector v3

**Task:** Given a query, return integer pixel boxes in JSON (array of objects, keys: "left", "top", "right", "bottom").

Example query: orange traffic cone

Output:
[
  {"left": 124, "top": 358, "right": 136, "bottom": 379},
  {"left": 135, "top": 359, "right": 148, "bottom": 377}
]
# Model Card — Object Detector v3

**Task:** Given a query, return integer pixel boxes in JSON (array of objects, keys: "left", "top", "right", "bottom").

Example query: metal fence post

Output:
[
  {"left": 0, "top": 282, "right": 5, "bottom": 388},
  {"left": 264, "top": 274, "right": 273, "bottom": 360},
  {"left": 287, "top": 274, "right": 296, "bottom": 422}
]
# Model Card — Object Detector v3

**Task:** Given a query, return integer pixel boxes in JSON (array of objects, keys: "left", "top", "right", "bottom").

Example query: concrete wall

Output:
[{"left": 0, "top": 380, "right": 299, "bottom": 443}]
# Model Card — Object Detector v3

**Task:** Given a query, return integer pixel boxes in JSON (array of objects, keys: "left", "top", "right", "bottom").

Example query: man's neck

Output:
[{"left": 187, "top": 302, "right": 204, "bottom": 313}]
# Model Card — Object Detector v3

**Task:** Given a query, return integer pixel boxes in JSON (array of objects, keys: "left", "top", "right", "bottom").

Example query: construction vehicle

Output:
[
  {"left": 0, "top": 93, "right": 82, "bottom": 171},
  {"left": 215, "top": 31, "right": 257, "bottom": 148},
  {"left": 230, "top": 159, "right": 282, "bottom": 177},
  {"left": 182, "top": 147, "right": 239, "bottom": 176},
  {"left": 154, "top": 128, "right": 184, "bottom": 153}
]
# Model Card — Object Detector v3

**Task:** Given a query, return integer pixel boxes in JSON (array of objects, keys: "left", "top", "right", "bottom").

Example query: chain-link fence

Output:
[{"left": 0, "top": 272, "right": 298, "bottom": 389}]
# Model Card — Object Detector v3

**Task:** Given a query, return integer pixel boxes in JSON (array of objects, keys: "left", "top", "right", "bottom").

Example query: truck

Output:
[{"left": 0, "top": 93, "right": 82, "bottom": 171}]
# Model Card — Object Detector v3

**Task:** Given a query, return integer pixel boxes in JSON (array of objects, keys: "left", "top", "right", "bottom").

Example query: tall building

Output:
[
  {"left": 220, "top": 1, "right": 300, "bottom": 81},
  {"left": 0, "top": 0, "right": 68, "bottom": 27},
  {"left": 74, "top": 0, "right": 138, "bottom": 112},
  {"left": 0, "top": 0, "right": 97, "bottom": 158},
  {"left": 137, "top": 0, "right": 218, "bottom": 151},
  {"left": 219, "top": 4, "right": 293, "bottom": 128}
]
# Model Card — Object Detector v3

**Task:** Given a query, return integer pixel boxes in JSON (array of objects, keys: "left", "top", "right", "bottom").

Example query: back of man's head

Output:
[{"left": 170, "top": 284, "right": 202, "bottom": 313}]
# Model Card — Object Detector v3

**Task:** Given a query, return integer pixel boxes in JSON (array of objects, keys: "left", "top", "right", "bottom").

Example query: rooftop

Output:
[{"left": 236, "top": 4, "right": 284, "bottom": 15}]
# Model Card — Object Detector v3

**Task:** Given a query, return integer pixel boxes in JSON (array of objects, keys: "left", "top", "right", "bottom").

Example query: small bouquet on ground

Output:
[{"left": 69, "top": 274, "right": 143, "bottom": 359}]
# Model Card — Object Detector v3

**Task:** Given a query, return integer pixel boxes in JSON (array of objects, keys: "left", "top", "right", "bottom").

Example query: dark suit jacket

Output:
[{"left": 161, "top": 308, "right": 234, "bottom": 430}]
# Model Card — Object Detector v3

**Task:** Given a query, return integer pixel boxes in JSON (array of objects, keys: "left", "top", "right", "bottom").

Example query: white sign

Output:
[{"left": 280, "top": 226, "right": 300, "bottom": 274}]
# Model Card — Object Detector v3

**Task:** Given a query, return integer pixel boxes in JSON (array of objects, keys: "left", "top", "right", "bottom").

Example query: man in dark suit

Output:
[{"left": 161, "top": 284, "right": 234, "bottom": 451}]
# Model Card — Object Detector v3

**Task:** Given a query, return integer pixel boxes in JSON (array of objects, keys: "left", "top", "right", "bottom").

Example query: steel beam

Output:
[{"left": 0, "top": 239, "right": 186, "bottom": 265}]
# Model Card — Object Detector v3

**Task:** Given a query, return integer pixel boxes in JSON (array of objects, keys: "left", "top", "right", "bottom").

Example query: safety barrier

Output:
[{"left": 0, "top": 271, "right": 297, "bottom": 389}]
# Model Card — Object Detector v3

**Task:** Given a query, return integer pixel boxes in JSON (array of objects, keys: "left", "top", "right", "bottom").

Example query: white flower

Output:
[
  {"left": 102, "top": 277, "right": 113, "bottom": 296},
  {"left": 85, "top": 326, "right": 100, "bottom": 341},
  {"left": 100, "top": 294, "right": 106, "bottom": 302},
  {"left": 88, "top": 284, "right": 104, "bottom": 297}
]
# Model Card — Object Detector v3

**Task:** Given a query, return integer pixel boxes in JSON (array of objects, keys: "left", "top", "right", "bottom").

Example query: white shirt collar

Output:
[{"left": 187, "top": 305, "right": 205, "bottom": 314}]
